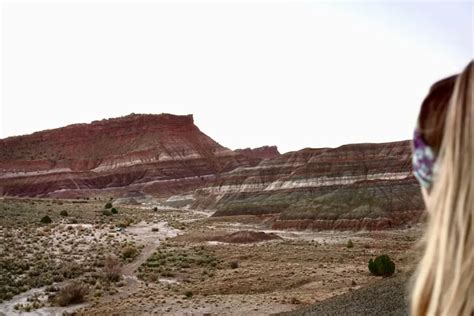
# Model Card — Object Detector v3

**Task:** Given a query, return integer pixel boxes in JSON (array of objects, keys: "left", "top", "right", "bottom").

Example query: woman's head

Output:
[{"left": 411, "top": 61, "right": 473, "bottom": 315}]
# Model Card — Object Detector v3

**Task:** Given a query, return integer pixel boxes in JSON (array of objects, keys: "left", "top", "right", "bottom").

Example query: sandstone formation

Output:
[
  {"left": 0, "top": 113, "right": 423, "bottom": 230},
  {"left": 234, "top": 146, "right": 280, "bottom": 160},
  {"left": 212, "top": 231, "right": 282, "bottom": 244},
  {"left": 0, "top": 114, "right": 264, "bottom": 198},
  {"left": 195, "top": 141, "right": 424, "bottom": 230}
]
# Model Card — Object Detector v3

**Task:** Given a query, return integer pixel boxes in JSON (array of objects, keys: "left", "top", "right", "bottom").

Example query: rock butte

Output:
[{"left": 0, "top": 113, "right": 423, "bottom": 230}]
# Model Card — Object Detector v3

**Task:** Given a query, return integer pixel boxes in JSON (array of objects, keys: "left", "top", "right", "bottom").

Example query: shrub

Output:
[
  {"left": 104, "top": 256, "right": 121, "bottom": 282},
  {"left": 368, "top": 255, "right": 395, "bottom": 277},
  {"left": 346, "top": 239, "right": 354, "bottom": 248},
  {"left": 40, "top": 215, "right": 52, "bottom": 224},
  {"left": 104, "top": 202, "right": 113, "bottom": 209},
  {"left": 153, "top": 207, "right": 158, "bottom": 212},
  {"left": 230, "top": 261, "right": 239, "bottom": 269},
  {"left": 117, "top": 219, "right": 132, "bottom": 228},
  {"left": 151, "top": 227, "right": 159, "bottom": 232},
  {"left": 122, "top": 246, "right": 138, "bottom": 259},
  {"left": 55, "top": 282, "right": 89, "bottom": 306},
  {"left": 61, "top": 262, "right": 83, "bottom": 279},
  {"left": 184, "top": 290, "right": 193, "bottom": 298},
  {"left": 102, "top": 209, "right": 112, "bottom": 216},
  {"left": 111, "top": 208, "right": 118, "bottom": 214},
  {"left": 60, "top": 210, "right": 68, "bottom": 217}
]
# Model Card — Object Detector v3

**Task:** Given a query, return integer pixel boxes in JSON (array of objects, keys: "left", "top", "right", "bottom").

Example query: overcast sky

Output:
[{"left": 1, "top": 1, "right": 472, "bottom": 153}]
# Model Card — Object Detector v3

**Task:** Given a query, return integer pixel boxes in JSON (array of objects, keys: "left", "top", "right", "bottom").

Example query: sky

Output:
[{"left": 1, "top": 1, "right": 473, "bottom": 153}]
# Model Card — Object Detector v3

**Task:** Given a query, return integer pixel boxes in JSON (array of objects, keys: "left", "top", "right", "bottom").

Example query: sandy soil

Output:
[
  {"left": 0, "top": 199, "right": 421, "bottom": 316},
  {"left": 77, "top": 217, "right": 421, "bottom": 315}
]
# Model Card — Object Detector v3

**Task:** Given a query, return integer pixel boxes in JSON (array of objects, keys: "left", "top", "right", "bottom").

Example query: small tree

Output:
[
  {"left": 40, "top": 215, "right": 52, "bottom": 224},
  {"left": 368, "top": 255, "right": 395, "bottom": 277},
  {"left": 346, "top": 239, "right": 354, "bottom": 248},
  {"left": 60, "top": 210, "right": 68, "bottom": 217},
  {"left": 104, "top": 202, "right": 113, "bottom": 209},
  {"left": 111, "top": 208, "right": 118, "bottom": 214}
]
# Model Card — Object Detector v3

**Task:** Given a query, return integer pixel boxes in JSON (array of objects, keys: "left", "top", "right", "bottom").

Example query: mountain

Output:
[
  {"left": 188, "top": 141, "right": 424, "bottom": 229},
  {"left": 0, "top": 113, "right": 423, "bottom": 230},
  {"left": 0, "top": 114, "right": 266, "bottom": 198}
]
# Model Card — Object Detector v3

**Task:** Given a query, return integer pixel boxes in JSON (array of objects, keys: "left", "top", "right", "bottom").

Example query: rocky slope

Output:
[
  {"left": 277, "top": 273, "right": 410, "bottom": 316},
  {"left": 234, "top": 146, "right": 280, "bottom": 160},
  {"left": 191, "top": 141, "right": 424, "bottom": 230},
  {"left": 0, "top": 114, "right": 265, "bottom": 198}
]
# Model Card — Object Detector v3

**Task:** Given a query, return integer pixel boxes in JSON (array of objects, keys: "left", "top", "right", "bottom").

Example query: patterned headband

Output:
[{"left": 412, "top": 129, "right": 436, "bottom": 189}]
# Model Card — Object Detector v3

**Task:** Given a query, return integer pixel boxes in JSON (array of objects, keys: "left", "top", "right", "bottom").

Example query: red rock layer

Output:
[
  {"left": 200, "top": 141, "right": 424, "bottom": 230},
  {"left": 0, "top": 114, "right": 267, "bottom": 198},
  {"left": 234, "top": 146, "right": 280, "bottom": 160}
]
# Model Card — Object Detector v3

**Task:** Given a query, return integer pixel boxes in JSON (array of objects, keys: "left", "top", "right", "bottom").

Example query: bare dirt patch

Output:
[{"left": 212, "top": 230, "right": 282, "bottom": 243}]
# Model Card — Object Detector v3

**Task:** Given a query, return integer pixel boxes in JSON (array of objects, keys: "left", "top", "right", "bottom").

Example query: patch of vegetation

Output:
[
  {"left": 54, "top": 281, "right": 89, "bottom": 306},
  {"left": 104, "top": 202, "right": 113, "bottom": 209},
  {"left": 0, "top": 199, "right": 148, "bottom": 301},
  {"left": 102, "top": 209, "right": 112, "bottom": 216},
  {"left": 60, "top": 210, "right": 69, "bottom": 217},
  {"left": 368, "top": 255, "right": 395, "bottom": 277},
  {"left": 346, "top": 239, "right": 354, "bottom": 248},
  {"left": 104, "top": 255, "right": 122, "bottom": 282},
  {"left": 138, "top": 246, "right": 221, "bottom": 284},
  {"left": 111, "top": 208, "right": 118, "bottom": 214},
  {"left": 122, "top": 245, "right": 138, "bottom": 260},
  {"left": 40, "top": 215, "right": 52, "bottom": 224},
  {"left": 230, "top": 261, "right": 239, "bottom": 269},
  {"left": 168, "top": 220, "right": 187, "bottom": 230}
]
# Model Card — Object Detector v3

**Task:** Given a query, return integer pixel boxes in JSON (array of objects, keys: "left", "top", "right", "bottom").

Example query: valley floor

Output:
[{"left": 0, "top": 198, "right": 421, "bottom": 316}]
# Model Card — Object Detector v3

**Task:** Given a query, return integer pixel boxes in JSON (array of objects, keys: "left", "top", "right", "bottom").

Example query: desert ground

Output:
[{"left": 0, "top": 198, "right": 421, "bottom": 315}]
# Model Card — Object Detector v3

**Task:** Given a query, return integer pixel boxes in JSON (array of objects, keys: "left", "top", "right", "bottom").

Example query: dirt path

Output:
[
  {"left": 0, "top": 221, "right": 180, "bottom": 316},
  {"left": 102, "top": 220, "right": 181, "bottom": 302}
]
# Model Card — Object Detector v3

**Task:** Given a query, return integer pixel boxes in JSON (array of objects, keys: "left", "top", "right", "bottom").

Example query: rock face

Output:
[
  {"left": 0, "top": 114, "right": 264, "bottom": 198},
  {"left": 235, "top": 146, "right": 280, "bottom": 160},
  {"left": 0, "top": 113, "right": 423, "bottom": 230},
  {"left": 195, "top": 141, "right": 424, "bottom": 230}
]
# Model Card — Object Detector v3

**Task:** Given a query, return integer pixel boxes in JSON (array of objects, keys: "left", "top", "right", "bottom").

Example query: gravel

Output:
[{"left": 275, "top": 273, "right": 410, "bottom": 316}]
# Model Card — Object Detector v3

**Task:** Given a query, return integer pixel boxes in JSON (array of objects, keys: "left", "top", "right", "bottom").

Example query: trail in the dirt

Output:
[
  {"left": 101, "top": 220, "right": 181, "bottom": 302},
  {"left": 0, "top": 221, "right": 180, "bottom": 316}
]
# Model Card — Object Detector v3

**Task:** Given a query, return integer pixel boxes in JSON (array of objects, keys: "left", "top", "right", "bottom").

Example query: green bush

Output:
[
  {"left": 40, "top": 215, "right": 52, "bottom": 224},
  {"left": 230, "top": 261, "right": 239, "bottom": 269},
  {"left": 368, "top": 255, "right": 395, "bottom": 277},
  {"left": 122, "top": 246, "right": 138, "bottom": 259},
  {"left": 346, "top": 239, "right": 354, "bottom": 248},
  {"left": 104, "top": 202, "right": 113, "bottom": 209},
  {"left": 111, "top": 208, "right": 118, "bottom": 214},
  {"left": 60, "top": 210, "right": 68, "bottom": 217}
]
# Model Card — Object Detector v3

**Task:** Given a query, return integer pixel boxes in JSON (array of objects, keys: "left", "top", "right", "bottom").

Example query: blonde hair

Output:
[{"left": 411, "top": 61, "right": 473, "bottom": 315}]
